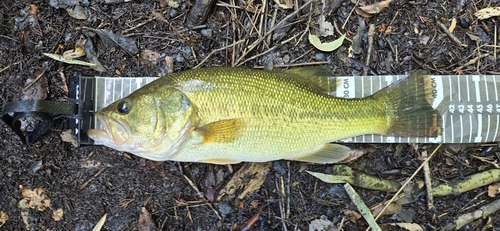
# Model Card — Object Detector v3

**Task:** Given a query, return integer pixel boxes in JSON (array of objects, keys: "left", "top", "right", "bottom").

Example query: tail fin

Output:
[{"left": 372, "top": 70, "right": 442, "bottom": 137}]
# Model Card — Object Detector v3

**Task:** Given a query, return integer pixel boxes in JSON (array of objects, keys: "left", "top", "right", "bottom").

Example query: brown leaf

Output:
[
  {"left": 20, "top": 185, "right": 51, "bottom": 212},
  {"left": 138, "top": 207, "right": 159, "bottom": 231},
  {"left": 155, "top": 0, "right": 169, "bottom": 8},
  {"left": 371, "top": 202, "right": 403, "bottom": 217},
  {"left": 273, "top": 0, "right": 293, "bottom": 9},
  {"left": 235, "top": 208, "right": 262, "bottom": 231},
  {"left": 52, "top": 208, "right": 64, "bottom": 221},
  {"left": 488, "top": 182, "right": 500, "bottom": 197},
  {"left": 27, "top": 4, "right": 39, "bottom": 17},
  {"left": 355, "top": 0, "right": 392, "bottom": 18},
  {"left": 0, "top": 211, "right": 8, "bottom": 228},
  {"left": 343, "top": 209, "right": 362, "bottom": 223},
  {"left": 140, "top": 50, "right": 160, "bottom": 65}
]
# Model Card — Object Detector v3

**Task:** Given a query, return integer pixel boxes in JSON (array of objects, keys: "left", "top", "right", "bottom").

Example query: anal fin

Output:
[
  {"left": 291, "top": 143, "right": 365, "bottom": 164},
  {"left": 202, "top": 159, "right": 242, "bottom": 164}
]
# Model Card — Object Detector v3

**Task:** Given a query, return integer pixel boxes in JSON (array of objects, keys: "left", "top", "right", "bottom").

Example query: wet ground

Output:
[{"left": 1, "top": 0, "right": 500, "bottom": 230}]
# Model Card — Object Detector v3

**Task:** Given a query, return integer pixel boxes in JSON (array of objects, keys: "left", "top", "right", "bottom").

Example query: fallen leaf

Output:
[
  {"left": 63, "top": 46, "right": 86, "bottom": 59},
  {"left": 66, "top": 5, "right": 89, "bottom": 20},
  {"left": 274, "top": 0, "right": 293, "bottom": 9},
  {"left": 49, "top": 0, "right": 79, "bottom": 9},
  {"left": 235, "top": 208, "right": 262, "bottom": 231},
  {"left": 138, "top": 207, "right": 159, "bottom": 231},
  {"left": 475, "top": 7, "right": 500, "bottom": 20},
  {"left": 155, "top": 0, "right": 169, "bottom": 7},
  {"left": 343, "top": 209, "right": 362, "bottom": 223},
  {"left": 355, "top": 0, "right": 392, "bottom": 18},
  {"left": 217, "top": 162, "right": 272, "bottom": 201},
  {"left": 52, "top": 208, "right": 64, "bottom": 221},
  {"left": 309, "top": 33, "right": 346, "bottom": 52},
  {"left": 318, "top": 15, "right": 334, "bottom": 37},
  {"left": 92, "top": 214, "right": 107, "bottom": 231},
  {"left": 43, "top": 53, "right": 98, "bottom": 67},
  {"left": 77, "top": 38, "right": 106, "bottom": 72},
  {"left": 0, "top": 211, "right": 8, "bottom": 228},
  {"left": 83, "top": 27, "right": 139, "bottom": 55},
  {"left": 61, "top": 129, "right": 78, "bottom": 147},
  {"left": 308, "top": 216, "right": 338, "bottom": 231},
  {"left": 379, "top": 222, "right": 423, "bottom": 231},
  {"left": 20, "top": 185, "right": 51, "bottom": 212},
  {"left": 371, "top": 202, "right": 403, "bottom": 217},
  {"left": 488, "top": 182, "right": 500, "bottom": 197},
  {"left": 140, "top": 50, "right": 160, "bottom": 65},
  {"left": 27, "top": 4, "right": 39, "bottom": 16}
]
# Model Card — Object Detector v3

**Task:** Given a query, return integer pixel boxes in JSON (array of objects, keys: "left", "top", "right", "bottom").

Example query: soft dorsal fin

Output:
[
  {"left": 281, "top": 67, "right": 337, "bottom": 93},
  {"left": 194, "top": 119, "right": 243, "bottom": 144}
]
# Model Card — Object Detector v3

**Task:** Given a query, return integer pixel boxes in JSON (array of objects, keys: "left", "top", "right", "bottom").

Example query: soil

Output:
[{"left": 1, "top": 0, "right": 500, "bottom": 230}]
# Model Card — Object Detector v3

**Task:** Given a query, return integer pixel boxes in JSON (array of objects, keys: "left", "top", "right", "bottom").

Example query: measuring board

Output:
[{"left": 81, "top": 74, "right": 500, "bottom": 144}]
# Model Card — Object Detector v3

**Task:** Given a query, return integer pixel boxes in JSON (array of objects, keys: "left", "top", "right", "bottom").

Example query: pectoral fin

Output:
[
  {"left": 290, "top": 143, "right": 356, "bottom": 164},
  {"left": 195, "top": 119, "right": 243, "bottom": 144}
]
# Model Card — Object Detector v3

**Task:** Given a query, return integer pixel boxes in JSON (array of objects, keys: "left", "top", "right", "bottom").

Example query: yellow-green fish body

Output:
[{"left": 87, "top": 67, "right": 441, "bottom": 164}]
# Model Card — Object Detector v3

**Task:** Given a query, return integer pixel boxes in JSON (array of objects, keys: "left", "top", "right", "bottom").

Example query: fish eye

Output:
[{"left": 117, "top": 101, "right": 131, "bottom": 114}]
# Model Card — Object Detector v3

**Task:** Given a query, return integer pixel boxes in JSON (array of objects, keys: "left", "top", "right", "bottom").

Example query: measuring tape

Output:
[{"left": 85, "top": 74, "right": 500, "bottom": 144}]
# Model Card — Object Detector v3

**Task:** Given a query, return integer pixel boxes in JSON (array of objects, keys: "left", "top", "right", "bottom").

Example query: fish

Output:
[{"left": 87, "top": 67, "right": 442, "bottom": 164}]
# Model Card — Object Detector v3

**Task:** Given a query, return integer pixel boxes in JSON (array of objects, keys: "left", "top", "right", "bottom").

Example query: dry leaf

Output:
[
  {"left": 309, "top": 216, "right": 338, "bottom": 231},
  {"left": 273, "top": 0, "right": 293, "bottom": 9},
  {"left": 63, "top": 46, "right": 86, "bottom": 59},
  {"left": 488, "top": 182, "right": 500, "bottom": 197},
  {"left": 52, "top": 208, "right": 64, "bottom": 221},
  {"left": 355, "top": 0, "right": 392, "bottom": 18},
  {"left": 156, "top": 0, "right": 169, "bottom": 7},
  {"left": 371, "top": 202, "right": 403, "bottom": 217},
  {"left": 217, "top": 162, "right": 272, "bottom": 201},
  {"left": 343, "top": 209, "right": 362, "bottom": 223},
  {"left": 28, "top": 4, "right": 39, "bottom": 16},
  {"left": 0, "top": 211, "right": 8, "bottom": 228},
  {"left": 43, "top": 53, "right": 98, "bottom": 67},
  {"left": 138, "top": 207, "right": 159, "bottom": 231},
  {"left": 379, "top": 222, "right": 423, "bottom": 231},
  {"left": 61, "top": 129, "right": 78, "bottom": 147},
  {"left": 475, "top": 7, "right": 500, "bottom": 20},
  {"left": 140, "top": 50, "right": 160, "bottom": 65},
  {"left": 20, "top": 185, "right": 51, "bottom": 212}
]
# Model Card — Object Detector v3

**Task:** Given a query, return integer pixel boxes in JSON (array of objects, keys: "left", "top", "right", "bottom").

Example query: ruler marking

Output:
[
  {"left": 485, "top": 115, "right": 490, "bottom": 142},
  {"left": 469, "top": 115, "right": 473, "bottom": 143},
  {"left": 494, "top": 115, "right": 499, "bottom": 141},
  {"left": 494, "top": 76, "right": 498, "bottom": 101},
  {"left": 458, "top": 76, "right": 461, "bottom": 100},
  {"left": 466, "top": 75, "right": 470, "bottom": 101},
  {"left": 460, "top": 115, "right": 463, "bottom": 143},
  {"left": 448, "top": 75, "right": 453, "bottom": 99},
  {"left": 473, "top": 75, "right": 481, "bottom": 102},
  {"left": 450, "top": 115, "right": 454, "bottom": 141},
  {"left": 484, "top": 76, "right": 489, "bottom": 101},
  {"left": 475, "top": 115, "right": 482, "bottom": 142}
]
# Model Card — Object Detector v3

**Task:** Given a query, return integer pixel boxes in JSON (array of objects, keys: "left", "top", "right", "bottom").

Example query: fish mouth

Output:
[{"left": 87, "top": 112, "right": 131, "bottom": 145}]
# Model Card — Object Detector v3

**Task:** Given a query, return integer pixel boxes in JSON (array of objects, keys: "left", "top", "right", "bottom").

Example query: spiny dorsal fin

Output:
[
  {"left": 195, "top": 119, "right": 243, "bottom": 144},
  {"left": 281, "top": 67, "right": 337, "bottom": 93},
  {"left": 290, "top": 143, "right": 354, "bottom": 164}
]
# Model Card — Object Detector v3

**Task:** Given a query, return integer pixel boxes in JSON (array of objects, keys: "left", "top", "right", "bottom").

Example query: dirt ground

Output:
[{"left": 2, "top": 0, "right": 500, "bottom": 230}]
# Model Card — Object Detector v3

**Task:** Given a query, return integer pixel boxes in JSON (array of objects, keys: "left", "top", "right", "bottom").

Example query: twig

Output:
[
  {"left": 79, "top": 168, "right": 106, "bottom": 190},
  {"left": 372, "top": 144, "right": 442, "bottom": 222},
  {"left": 437, "top": 21, "right": 467, "bottom": 47},
  {"left": 342, "top": 0, "right": 359, "bottom": 29},
  {"left": 364, "top": 24, "right": 376, "bottom": 75},
  {"left": 23, "top": 69, "right": 46, "bottom": 91},
  {"left": 421, "top": 150, "right": 435, "bottom": 210},
  {"left": 233, "top": 0, "right": 314, "bottom": 66},
  {"left": 123, "top": 17, "right": 155, "bottom": 34},
  {"left": 278, "top": 176, "right": 288, "bottom": 231},
  {"left": 0, "top": 62, "right": 20, "bottom": 74},
  {"left": 253, "top": 61, "right": 328, "bottom": 69},
  {"left": 194, "top": 39, "right": 246, "bottom": 68}
]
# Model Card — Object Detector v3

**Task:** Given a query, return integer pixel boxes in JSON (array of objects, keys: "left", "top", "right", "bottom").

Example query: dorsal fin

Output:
[{"left": 281, "top": 67, "right": 337, "bottom": 93}]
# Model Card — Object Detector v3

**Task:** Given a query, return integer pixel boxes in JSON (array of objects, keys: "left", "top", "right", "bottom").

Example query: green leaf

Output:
[{"left": 308, "top": 33, "right": 346, "bottom": 52}]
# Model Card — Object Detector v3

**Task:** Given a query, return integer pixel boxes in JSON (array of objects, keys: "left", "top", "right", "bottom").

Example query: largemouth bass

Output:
[{"left": 87, "top": 67, "right": 442, "bottom": 164}]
